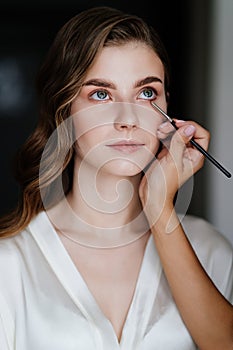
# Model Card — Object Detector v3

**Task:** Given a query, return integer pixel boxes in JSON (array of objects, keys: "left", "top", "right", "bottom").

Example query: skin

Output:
[
  {"left": 49, "top": 42, "right": 233, "bottom": 347},
  {"left": 67, "top": 42, "right": 166, "bottom": 228},
  {"left": 71, "top": 43, "right": 164, "bottom": 179}
]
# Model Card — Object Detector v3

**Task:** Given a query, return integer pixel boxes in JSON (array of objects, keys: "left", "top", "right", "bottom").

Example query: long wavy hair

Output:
[{"left": 0, "top": 6, "right": 171, "bottom": 237}]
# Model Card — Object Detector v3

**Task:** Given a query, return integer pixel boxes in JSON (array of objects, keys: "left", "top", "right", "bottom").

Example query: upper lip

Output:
[{"left": 106, "top": 140, "right": 145, "bottom": 146}]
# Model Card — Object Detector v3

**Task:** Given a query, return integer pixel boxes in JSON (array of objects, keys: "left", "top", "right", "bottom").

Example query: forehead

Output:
[{"left": 85, "top": 42, "right": 165, "bottom": 82}]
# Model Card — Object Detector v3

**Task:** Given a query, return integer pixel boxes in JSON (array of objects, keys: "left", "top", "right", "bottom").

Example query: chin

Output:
[{"left": 100, "top": 159, "right": 148, "bottom": 177}]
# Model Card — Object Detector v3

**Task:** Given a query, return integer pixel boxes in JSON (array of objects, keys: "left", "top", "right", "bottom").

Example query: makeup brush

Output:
[{"left": 151, "top": 101, "right": 231, "bottom": 178}]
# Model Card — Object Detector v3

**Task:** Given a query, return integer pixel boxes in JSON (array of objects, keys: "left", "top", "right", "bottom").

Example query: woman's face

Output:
[{"left": 71, "top": 42, "right": 167, "bottom": 177}]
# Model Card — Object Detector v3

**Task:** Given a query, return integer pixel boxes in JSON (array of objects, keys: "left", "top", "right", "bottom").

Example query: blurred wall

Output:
[
  {"left": 205, "top": 0, "right": 233, "bottom": 245},
  {"left": 181, "top": 0, "right": 233, "bottom": 245}
]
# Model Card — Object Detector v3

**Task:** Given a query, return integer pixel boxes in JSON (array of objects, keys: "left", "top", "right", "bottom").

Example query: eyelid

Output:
[
  {"left": 89, "top": 88, "right": 111, "bottom": 100},
  {"left": 137, "top": 86, "right": 158, "bottom": 99},
  {"left": 141, "top": 86, "right": 158, "bottom": 94}
]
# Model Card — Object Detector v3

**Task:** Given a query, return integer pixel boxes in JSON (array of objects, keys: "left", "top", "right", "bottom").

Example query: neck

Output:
[
  {"left": 67, "top": 158, "right": 144, "bottom": 229},
  {"left": 46, "top": 158, "right": 151, "bottom": 248}
]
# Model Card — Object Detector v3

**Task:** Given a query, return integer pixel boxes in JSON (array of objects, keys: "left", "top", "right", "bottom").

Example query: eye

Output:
[
  {"left": 90, "top": 90, "right": 110, "bottom": 101},
  {"left": 138, "top": 87, "right": 157, "bottom": 100}
]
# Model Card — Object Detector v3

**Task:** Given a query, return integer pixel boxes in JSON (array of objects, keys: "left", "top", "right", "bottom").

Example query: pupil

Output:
[
  {"left": 144, "top": 89, "right": 152, "bottom": 98},
  {"left": 97, "top": 91, "right": 106, "bottom": 99}
]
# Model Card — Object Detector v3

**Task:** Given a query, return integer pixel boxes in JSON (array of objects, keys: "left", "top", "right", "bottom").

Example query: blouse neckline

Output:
[{"left": 29, "top": 211, "right": 162, "bottom": 348}]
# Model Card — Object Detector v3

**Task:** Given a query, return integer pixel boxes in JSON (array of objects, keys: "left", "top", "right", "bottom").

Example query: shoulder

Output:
[
  {"left": 181, "top": 214, "right": 233, "bottom": 301},
  {"left": 0, "top": 213, "right": 47, "bottom": 309},
  {"left": 0, "top": 231, "right": 28, "bottom": 311},
  {"left": 0, "top": 211, "right": 45, "bottom": 260},
  {"left": 0, "top": 235, "right": 21, "bottom": 265},
  {"left": 0, "top": 213, "right": 44, "bottom": 282},
  {"left": 0, "top": 228, "right": 30, "bottom": 277}
]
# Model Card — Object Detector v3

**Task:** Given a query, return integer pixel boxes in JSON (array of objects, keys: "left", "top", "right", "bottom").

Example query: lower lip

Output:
[{"left": 106, "top": 144, "right": 144, "bottom": 154}]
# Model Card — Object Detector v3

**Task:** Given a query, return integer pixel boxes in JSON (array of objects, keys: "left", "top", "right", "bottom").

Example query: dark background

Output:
[{"left": 0, "top": 0, "right": 211, "bottom": 218}]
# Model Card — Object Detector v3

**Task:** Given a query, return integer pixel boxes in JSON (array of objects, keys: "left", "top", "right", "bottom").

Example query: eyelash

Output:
[
  {"left": 89, "top": 86, "right": 158, "bottom": 101},
  {"left": 138, "top": 87, "right": 158, "bottom": 101},
  {"left": 89, "top": 89, "right": 110, "bottom": 101}
]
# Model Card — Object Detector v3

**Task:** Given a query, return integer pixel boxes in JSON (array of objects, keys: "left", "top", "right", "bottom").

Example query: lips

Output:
[{"left": 106, "top": 140, "right": 145, "bottom": 154}]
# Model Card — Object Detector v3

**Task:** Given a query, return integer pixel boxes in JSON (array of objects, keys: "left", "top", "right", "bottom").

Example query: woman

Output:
[{"left": 0, "top": 6, "right": 232, "bottom": 350}]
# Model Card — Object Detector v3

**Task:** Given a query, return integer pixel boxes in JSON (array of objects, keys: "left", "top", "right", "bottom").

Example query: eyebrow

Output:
[
  {"left": 82, "top": 76, "right": 163, "bottom": 89},
  {"left": 134, "top": 76, "right": 163, "bottom": 87},
  {"left": 82, "top": 79, "right": 115, "bottom": 89}
]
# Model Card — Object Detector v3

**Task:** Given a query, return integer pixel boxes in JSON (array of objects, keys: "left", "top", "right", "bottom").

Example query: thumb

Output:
[{"left": 169, "top": 124, "right": 196, "bottom": 166}]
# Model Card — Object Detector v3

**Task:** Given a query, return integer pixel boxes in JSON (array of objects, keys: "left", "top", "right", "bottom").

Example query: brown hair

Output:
[{"left": 0, "top": 6, "right": 171, "bottom": 237}]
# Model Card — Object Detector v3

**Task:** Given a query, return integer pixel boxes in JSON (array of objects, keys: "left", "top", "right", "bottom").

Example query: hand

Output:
[{"left": 139, "top": 119, "right": 210, "bottom": 225}]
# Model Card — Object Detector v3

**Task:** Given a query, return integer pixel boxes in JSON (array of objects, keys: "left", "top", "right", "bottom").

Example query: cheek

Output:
[
  {"left": 144, "top": 122, "right": 161, "bottom": 153},
  {"left": 72, "top": 105, "right": 113, "bottom": 140},
  {"left": 74, "top": 126, "right": 109, "bottom": 156},
  {"left": 152, "top": 139, "right": 161, "bottom": 154},
  {"left": 76, "top": 131, "right": 99, "bottom": 152},
  {"left": 147, "top": 138, "right": 161, "bottom": 161}
]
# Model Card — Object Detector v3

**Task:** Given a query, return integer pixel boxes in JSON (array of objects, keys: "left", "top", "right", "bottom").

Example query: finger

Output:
[
  {"left": 169, "top": 124, "right": 196, "bottom": 170},
  {"left": 157, "top": 121, "right": 175, "bottom": 140},
  {"left": 175, "top": 119, "right": 210, "bottom": 151},
  {"left": 174, "top": 119, "right": 210, "bottom": 168}
]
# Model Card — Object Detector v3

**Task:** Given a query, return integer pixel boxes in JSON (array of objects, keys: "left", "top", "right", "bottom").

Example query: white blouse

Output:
[{"left": 0, "top": 211, "right": 232, "bottom": 350}]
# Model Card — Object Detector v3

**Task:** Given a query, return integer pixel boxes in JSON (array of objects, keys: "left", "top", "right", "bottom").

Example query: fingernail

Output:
[
  {"left": 184, "top": 125, "right": 195, "bottom": 136},
  {"left": 175, "top": 119, "right": 185, "bottom": 123},
  {"left": 159, "top": 121, "right": 169, "bottom": 129}
]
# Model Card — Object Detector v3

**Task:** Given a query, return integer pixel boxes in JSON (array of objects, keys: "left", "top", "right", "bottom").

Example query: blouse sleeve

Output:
[
  {"left": 0, "top": 294, "right": 14, "bottom": 350},
  {"left": 181, "top": 215, "right": 233, "bottom": 304},
  {"left": 0, "top": 316, "right": 10, "bottom": 350}
]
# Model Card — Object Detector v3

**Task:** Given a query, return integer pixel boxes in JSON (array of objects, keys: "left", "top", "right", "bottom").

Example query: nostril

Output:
[
  {"left": 117, "top": 123, "right": 137, "bottom": 129},
  {"left": 114, "top": 119, "right": 138, "bottom": 131}
]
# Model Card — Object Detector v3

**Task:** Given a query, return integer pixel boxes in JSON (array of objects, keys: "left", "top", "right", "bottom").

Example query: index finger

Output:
[{"left": 175, "top": 119, "right": 210, "bottom": 151}]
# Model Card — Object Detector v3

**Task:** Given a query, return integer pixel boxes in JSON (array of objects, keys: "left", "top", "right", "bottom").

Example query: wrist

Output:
[
  {"left": 144, "top": 201, "right": 176, "bottom": 228},
  {"left": 149, "top": 205, "right": 180, "bottom": 235}
]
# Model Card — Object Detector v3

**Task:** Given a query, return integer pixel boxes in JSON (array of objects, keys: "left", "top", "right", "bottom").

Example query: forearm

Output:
[{"left": 151, "top": 207, "right": 233, "bottom": 350}]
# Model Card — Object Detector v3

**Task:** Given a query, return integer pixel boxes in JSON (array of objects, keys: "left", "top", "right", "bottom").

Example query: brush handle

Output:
[{"left": 171, "top": 119, "right": 231, "bottom": 178}]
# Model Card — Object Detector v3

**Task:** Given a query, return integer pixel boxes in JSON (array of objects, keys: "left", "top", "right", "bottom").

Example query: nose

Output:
[{"left": 114, "top": 103, "right": 139, "bottom": 131}]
